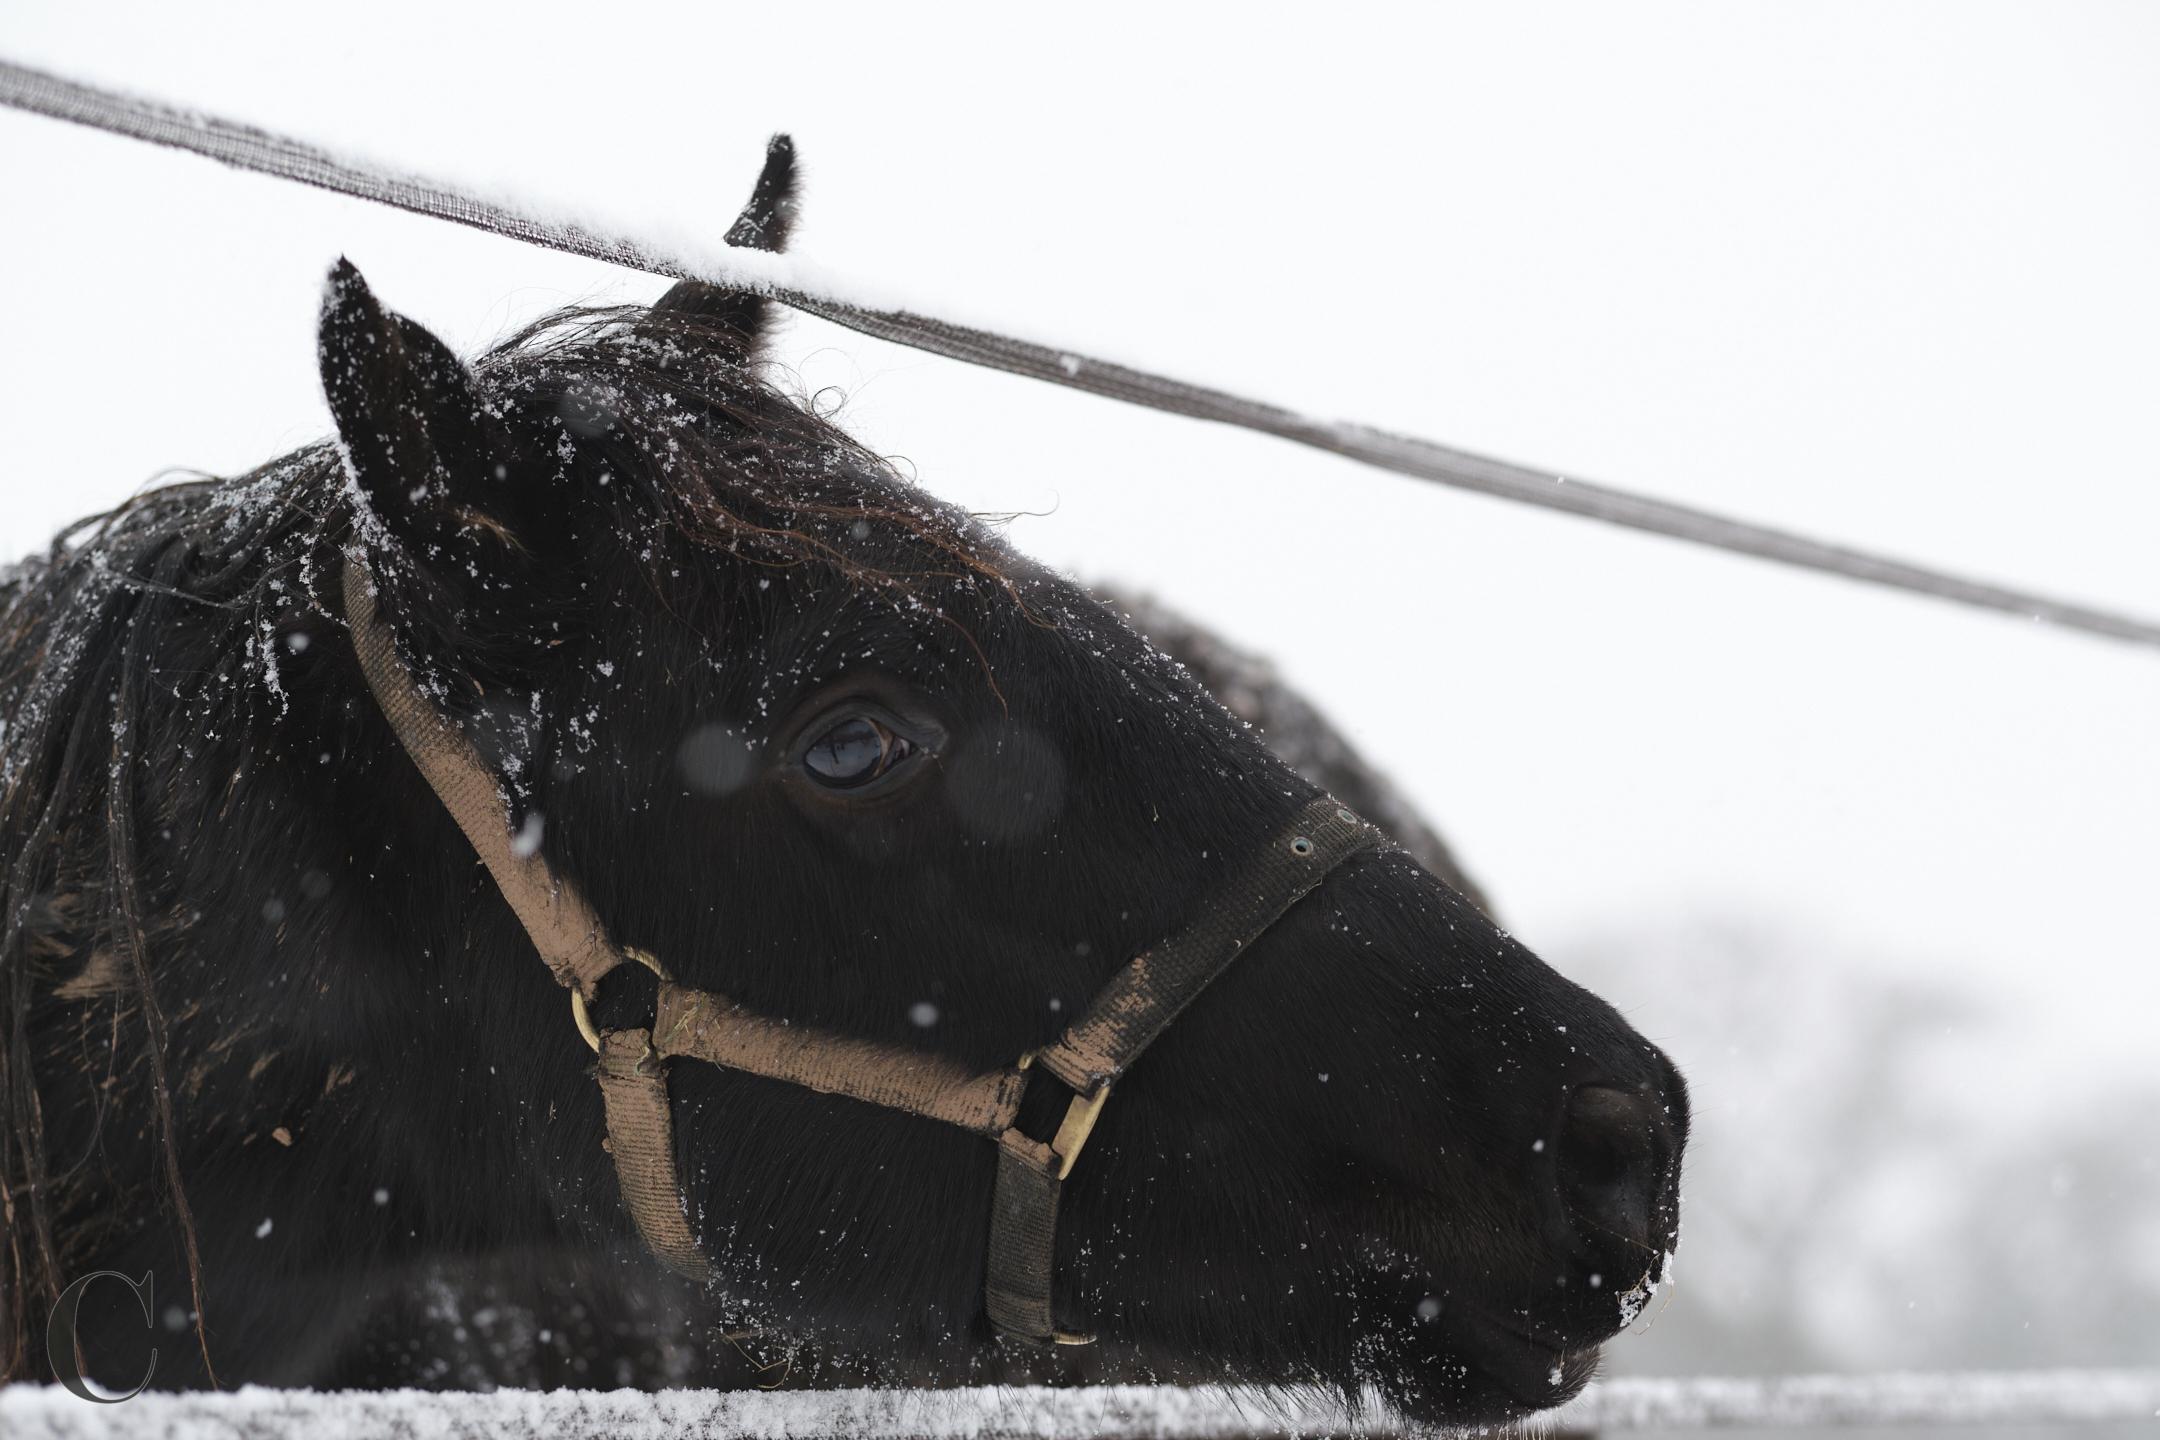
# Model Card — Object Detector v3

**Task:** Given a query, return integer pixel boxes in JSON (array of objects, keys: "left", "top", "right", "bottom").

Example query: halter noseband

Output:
[{"left": 342, "top": 558, "right": 1381, "bottom": 1345}]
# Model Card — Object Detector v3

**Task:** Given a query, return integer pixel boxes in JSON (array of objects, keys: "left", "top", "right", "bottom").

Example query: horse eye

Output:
[{"left": 803, "top": 716, "right": 915, "bottom": 789}]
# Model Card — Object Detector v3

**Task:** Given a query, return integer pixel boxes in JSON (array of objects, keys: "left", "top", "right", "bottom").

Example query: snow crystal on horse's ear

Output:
[
  {"left": 318, "top": 257, "right": 514, "bottom": 554},
  {"left": 723, "top": 132, "right": 799, "bottom": 253},
  {"left": 644, "top": 133, "right": 798, "bottom": 362}
]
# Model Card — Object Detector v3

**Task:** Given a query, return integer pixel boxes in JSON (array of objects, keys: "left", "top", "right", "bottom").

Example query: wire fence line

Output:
[
  {"left": 5, "top": 1372, "right": 2160, "bottom": 1438},
  {"left": 4, "top": 56, "right": 2160, "bottom": 654}
]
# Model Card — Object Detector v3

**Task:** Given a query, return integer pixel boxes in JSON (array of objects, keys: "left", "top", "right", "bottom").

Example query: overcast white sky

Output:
[{"left": 2, "top": 1, "right": 2156, "bottom": 1104}]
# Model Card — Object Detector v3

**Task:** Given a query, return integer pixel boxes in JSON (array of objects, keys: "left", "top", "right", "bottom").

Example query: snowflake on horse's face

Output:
[{"left": 0, "top": 138, "right": 1684, "bottom": 1424}]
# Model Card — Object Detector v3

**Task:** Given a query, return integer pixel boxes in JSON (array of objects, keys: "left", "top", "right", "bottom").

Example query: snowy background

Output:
[{"left": 2, "top": 0, "right": 2156, "bottom": 1394}]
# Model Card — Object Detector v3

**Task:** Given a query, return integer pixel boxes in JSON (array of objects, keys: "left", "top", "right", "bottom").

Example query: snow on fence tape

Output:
[
  {"left": 7, "top": 56, "right": 2160, "bottom": 654},
  {"left": 5, "top": 1373, "right": 2160, "bottom": 1439}
]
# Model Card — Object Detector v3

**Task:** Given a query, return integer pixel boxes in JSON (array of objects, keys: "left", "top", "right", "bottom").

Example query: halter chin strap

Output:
[{"left": 342, "top": 556, "right": 1382, "bottom": 1344}]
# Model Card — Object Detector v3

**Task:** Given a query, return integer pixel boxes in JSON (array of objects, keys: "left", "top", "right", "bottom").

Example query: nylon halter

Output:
[{"left": 342, "top": 557, "right": 1381, "bottom": 1344}]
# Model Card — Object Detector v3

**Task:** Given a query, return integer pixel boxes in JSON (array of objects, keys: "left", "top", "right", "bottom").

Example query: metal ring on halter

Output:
[{"left": 572, "top": 947, "right": 669, "bottom": 1052}]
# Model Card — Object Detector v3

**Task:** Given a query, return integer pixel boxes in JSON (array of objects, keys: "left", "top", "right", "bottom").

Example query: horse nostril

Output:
[{"left": 1555, "top": 1083, "right": 1671, "bottom": 1255}]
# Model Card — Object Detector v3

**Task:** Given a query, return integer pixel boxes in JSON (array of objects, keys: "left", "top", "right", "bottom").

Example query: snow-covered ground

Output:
[
  {"left": 1, "top": 0, "right": 2156, "bottom": 1415},
  {"left": 7, "top": 1372, "right": 2160, "bottom": 1439}
]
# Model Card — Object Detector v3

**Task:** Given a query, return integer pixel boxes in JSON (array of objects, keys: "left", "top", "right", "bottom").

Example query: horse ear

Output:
[
  {"left": 721, "top": 132, "right": 799, "bottom": 253},
  {"left": 644, "top": 133, "right": 799, "bottom": 360},
  {"left": 319, "top": 258, "right": 509, "bottom": 553}
]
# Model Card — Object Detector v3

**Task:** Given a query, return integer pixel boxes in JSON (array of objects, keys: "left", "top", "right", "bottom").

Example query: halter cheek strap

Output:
[
  {"left": 343, "top": 562, "right": 624, "bottom": 999},
  {"left": 984, "top": 798, "right": 1376, "bottom": 1341},
  {"left": 341, "top": 556, "right": 1382, "bottom": 1344}
]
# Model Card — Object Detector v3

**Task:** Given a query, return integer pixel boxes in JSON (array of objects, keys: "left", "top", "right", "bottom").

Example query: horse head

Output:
[{"left": 1, "top": 139, "right": 1684, "bottom": 1425}]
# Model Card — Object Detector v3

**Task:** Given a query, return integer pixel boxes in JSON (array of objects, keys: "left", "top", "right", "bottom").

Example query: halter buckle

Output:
[
  {"left": 1049, "top": 1082, "right": 1110, "bottom": 1181},
  {"left": 1016, "top": 1051, "right": 1111, "bottom": 1181},
  {"left": 571, "top": 946, "right": 669, "bottom": 1052}
]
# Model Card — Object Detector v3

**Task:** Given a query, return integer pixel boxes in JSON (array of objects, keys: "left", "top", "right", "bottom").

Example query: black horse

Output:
[{"left": 0, "top": 140, "right": 1684, "bottom": 1424}]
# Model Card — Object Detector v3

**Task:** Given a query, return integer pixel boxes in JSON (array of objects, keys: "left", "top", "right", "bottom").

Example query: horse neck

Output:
[{"left": 114, "top": 600, "right": 612, "bottom": 1272}]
